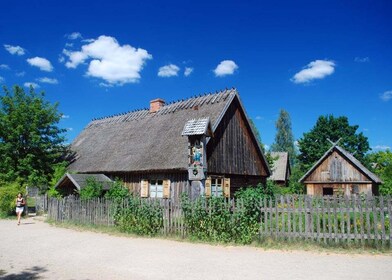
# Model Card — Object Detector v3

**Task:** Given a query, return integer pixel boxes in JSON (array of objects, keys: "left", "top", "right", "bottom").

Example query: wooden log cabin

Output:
[
  {"left": 66, "top": 88, "right": 270, "bottom": 200},
  {"left": 299, "top": 144, "right": 382, "bottom": 196}
]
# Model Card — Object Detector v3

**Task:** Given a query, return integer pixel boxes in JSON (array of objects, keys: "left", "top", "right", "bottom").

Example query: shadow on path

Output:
[{"left": 0, "top": 266, "right": 47, "bottom": 280}]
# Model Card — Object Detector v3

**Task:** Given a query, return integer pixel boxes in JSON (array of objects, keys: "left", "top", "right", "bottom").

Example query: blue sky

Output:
[{"left": 1, "top": 0, "right": 391, "bottom": 151}]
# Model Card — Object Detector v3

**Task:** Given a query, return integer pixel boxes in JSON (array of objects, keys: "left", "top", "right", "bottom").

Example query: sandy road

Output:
[{"left": 0, "top": 217, "right": 391, "bottom": 280}]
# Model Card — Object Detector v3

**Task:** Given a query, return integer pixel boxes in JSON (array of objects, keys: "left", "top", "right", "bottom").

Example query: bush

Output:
[
  {"left": 115, "top": 196, "right": 163, "bottom": 236},
  {"left": 181, "top": 194, "right": 261, "bottom": 244},
  {"left": 79, "top": 177, "right": 103, "bottom": 200},
  {"left": 105, "top": 180, "right": 131, "bottom": 202},
  {"left": 0, "top": 181, "right": 23, "bottom": 217}
]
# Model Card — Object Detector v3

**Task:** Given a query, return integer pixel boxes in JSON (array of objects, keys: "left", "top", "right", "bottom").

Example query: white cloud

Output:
[
  {"left": 264, "top": 144, "right": 270, "bottom": 151},
  {"left": 63, "top": 35, "right": 152, "bottom": 85},
  {"left": 184, "top": 67, "right": 193, "bottom": 77},
  {"left": 58, "top": 55, "right": 65, "bottom": 63},
  {"left": 0, "top": 76, "right": 4, "bottom": 83},
  {"left": 82, "top": 38, "right": 95, "bottom": 43},
  {"left": 380, "top": 90, "right": 392, "bottom": 102},
  {"left": 354, "top": 57, "right": 369, "bottom": 63},
  {"left": 27, "top": 57, "right": 53, "bottom": 72},
  {"left": 16, "top": 71, "right": 25, "bottom": 77},
  {"left": 65, "top": 42, "right": 74, "bottom": 48},
  {"left": 24, "top": 82, "right": 40, "bottom": 88},
  {"left": 158, "top": 64, "right": 180, "bottom": 77},
  {"left": 0, "top": 64, "right": 10, "bottom": 70},
  {"left": 67, "top": 32, "right": 82, "bottom": 40},
  {"left": 37, "top": 77, "right": 58, "bottom": 84},
  {"left": 255, "top": 116, "right": 264, "bottom": 120},
  {"left": 214, "top": 60, "right": 238, "bottom": 77},
  {"left": 62, "top": 115, "right": 70, "bottom": 119},
  {"left": 291, "top": 60, "right": 335, "bottom": 84},
  {"left": 372, "top": 145, "right": 391, "bottom": 151},
  {"left": 4, "top": 44, "right": 25, "bottom": 56},
  {"left": 67, "top": 127, "right": 73, "bottom": 131}
]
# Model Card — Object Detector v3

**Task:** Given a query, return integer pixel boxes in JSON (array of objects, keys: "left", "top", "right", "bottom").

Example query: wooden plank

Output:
[
  {"left": 287, "top": 195, "right": 292, "bottom": 242},
  {"left": 280, "top": 196, "right": 285, "bottom": 240},
  {"left": 388, "top": 196, "right": 392, "bottom": 248},
  {"left": 333, "top": 196, "right": 338, "bottom": 243},
  {"left": 379, "top": 196, "right": 386, "bottom": 246},
  {"left": 345, "top": 196, "right": 351, "bottom": 244}
]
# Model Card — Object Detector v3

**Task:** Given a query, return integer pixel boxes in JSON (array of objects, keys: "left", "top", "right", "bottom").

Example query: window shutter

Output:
[
  {"left": 223, "top": 178, "right": 230, "bottom": 198},
  {"left": 163, "top": 179, "right": 171, "bottom": 199},
  {"left": 205, "top": 177, "right": 211, "bottom": 197},
  {"left": 140, "top": 179, "right": 149, "bottom": 198}
]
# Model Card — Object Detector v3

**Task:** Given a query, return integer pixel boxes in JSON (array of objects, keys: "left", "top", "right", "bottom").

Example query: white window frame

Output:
[
  {"left": 150, "top": 179, "right": 163, "bottom": 198},
  {"left": 211, "top": 177, "right": 223, "bottom": 197}
]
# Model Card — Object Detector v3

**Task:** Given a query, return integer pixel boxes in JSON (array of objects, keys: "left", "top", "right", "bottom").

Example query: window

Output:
[
  {"left": 352, "top": 185, "right": 359, "bottom": 195},
  {"left": 150, "top": 180, "right": 163, "bottom": 198},
  {"left": 211, "top": 178, "right": 223, "bottom": 197},
  {"left": 323, "top": 187, "right": 333, "bottom": 196}
]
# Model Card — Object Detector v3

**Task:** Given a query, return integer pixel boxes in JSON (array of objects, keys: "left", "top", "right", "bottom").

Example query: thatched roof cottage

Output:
[{"left": 66, "top": 88, "right": 270, "bottom": 200}]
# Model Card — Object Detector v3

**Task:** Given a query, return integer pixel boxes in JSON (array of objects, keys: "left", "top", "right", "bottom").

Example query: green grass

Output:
[{"left": 45, "top": 219, "right": 392, "bottom": 255}]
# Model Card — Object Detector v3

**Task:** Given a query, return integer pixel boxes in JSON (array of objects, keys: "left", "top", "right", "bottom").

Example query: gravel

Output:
[{"left": 1, "top": 217, "right": 391, "bottom": 280}]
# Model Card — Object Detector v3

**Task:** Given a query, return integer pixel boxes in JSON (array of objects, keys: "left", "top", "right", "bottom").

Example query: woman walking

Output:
[{"left": 16, "top": 193, "right": 25, "bottom": 225}]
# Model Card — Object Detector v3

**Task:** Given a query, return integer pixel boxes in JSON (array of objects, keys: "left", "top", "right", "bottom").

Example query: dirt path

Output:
[{"left": 1, "top": 217, "right": 391, "bottom": 280}]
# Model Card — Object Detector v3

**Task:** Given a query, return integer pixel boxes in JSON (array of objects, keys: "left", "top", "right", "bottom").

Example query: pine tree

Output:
[{"left": 270, "top": 109, "right": 296, "bottom": 165}]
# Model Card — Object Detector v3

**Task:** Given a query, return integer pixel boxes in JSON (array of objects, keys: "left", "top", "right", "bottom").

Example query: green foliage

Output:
[
  {"left": 105, "top": 180, "right": 131, "bottom": 201},
  {"left": 367, "top": 150, "right": 392, "bottom": 195},
  {"left": 181, "top": 195, "right": 260, "bottom": 244},
  {"left": 79, "top": 177, "right": 103, "bottom": 200},
  {"left": 0, "top": 181, "right": 23, "bottom": 217},
  {"left": 0, "top": 85, "right": 67, "bottom": 186},
  {"left": 270, "top": 109, "right": 296, "bottom": 165},
  {"left": 115, "top": 197, "right": 163, "bottom": 236},
  {"left": 235, "top": 182, "right": 277, "bottom": 201},
  {"left": 46, "top": 162, "right": 68, "bottom": 198},
  {"left": 297, "top": 115, "right": 370, "bottom": 172},
  {"left": 287, "top": 165, "right": 306, "bottom": 194}
]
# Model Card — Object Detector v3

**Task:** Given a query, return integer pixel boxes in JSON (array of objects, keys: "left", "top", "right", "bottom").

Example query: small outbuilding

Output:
[
  {"left": 299, "top": 144, "right": 382, "bottom": 196},
  {"left": 55, "top": 173, "right": 113, "bottom": 196},
  {"left": 269, "top": 152, "right": 291, "bottom": 186}
]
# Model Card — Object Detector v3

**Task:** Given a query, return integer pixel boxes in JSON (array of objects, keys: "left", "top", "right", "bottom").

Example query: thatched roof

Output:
[
  {"left": 269, "top": 152, "right": 290, "bottom": 182},
  {"left": 69, "top": 88, "right": 268, "bottom": 174},
  {"left": 299, "top": 145, "right": 382, "bottom": 183},
  {"left": 55, "top": 173, "right": 113, "bottom": 191}
]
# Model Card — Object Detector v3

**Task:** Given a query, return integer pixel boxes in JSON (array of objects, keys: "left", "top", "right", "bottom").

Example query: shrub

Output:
[
  {"left": 181, "top": 194, "right": 260, "bottom": 244},
  {"left": 105, "top": 180, "right": 131, "bottom": 202},
  {"left": 0, "top": 181, "right": 23, "bottom": 217},
  {"left": 115, "top": 196, "right": 163, "bottom": 236},
  {"left": 79, "top": 177, "right": 103, "bottom": 200}
]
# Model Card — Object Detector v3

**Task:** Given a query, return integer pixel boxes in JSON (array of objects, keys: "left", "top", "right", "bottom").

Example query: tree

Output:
[
  {"left": 297, "top": 115, "right": 370, "bottom": 171},
  {"left": 270, "top": 109, "right": 296, "bottom": 165},
  {"left": 0, "top": 85, "right": 67, "bottom": 185},
  {"left": 367, "top": 150, "right": 392, "bottom": 195}
]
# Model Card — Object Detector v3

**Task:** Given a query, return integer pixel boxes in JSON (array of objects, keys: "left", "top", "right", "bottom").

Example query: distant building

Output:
[
  {"left": 269, "top": 152, "right": 291, "bottom": 186},
  {"left": 299, "top": 144, "right": 382, "bottom": 196},
  {"left": 64, "top": 89, "right": 270, "bottom": 200}
]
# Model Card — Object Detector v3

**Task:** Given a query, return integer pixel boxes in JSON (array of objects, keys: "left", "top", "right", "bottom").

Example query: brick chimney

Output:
[{"left": 150, "top": 98, "right": 165, "bottom": 113}]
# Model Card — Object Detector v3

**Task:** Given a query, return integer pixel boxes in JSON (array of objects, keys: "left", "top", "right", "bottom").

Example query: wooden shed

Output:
[
  {"left": 299, "top": 144, "right": 382, "bottom": 196},
  {"left": 55, "top": 173, "right": 113, "bottom": 196},
  {"left": 269, "top": 152, "right": 291, "bottom": 186},
  {"left": 67, "top": 88, "right": 270, "bottom": 200}
]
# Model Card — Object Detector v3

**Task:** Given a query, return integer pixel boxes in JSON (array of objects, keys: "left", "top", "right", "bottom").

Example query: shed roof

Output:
[
  {"left": 55, "top": 173, "right": 113, "bottom": 191},
  {"left": 68, "top": 88, "right": 269, "bottom": 174},
  {"left": 299, "top": 145, "right": 382, "bottom": 183},
  {"left": 269, "top": 152, "right": 290, "bottom": 182}
]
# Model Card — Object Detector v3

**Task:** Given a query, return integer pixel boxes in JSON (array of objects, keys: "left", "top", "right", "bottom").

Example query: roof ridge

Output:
[{"left": 87, "top": 88, "right": 237, "bottom": 127}]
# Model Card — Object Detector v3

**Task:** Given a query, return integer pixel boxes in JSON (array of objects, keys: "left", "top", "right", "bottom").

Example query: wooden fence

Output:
[{"left": 45, "top": 195, "right": 392, "bottom": 247}]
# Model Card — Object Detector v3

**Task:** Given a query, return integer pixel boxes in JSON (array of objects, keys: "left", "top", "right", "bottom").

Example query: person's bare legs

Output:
[{"left": 17, "top": 211, "right": 22, "bottom": 225}]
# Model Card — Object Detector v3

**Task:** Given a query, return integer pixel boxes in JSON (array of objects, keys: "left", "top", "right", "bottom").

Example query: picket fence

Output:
[{"left": 45, "top": 195, "right": 392, "bottom": 247}]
